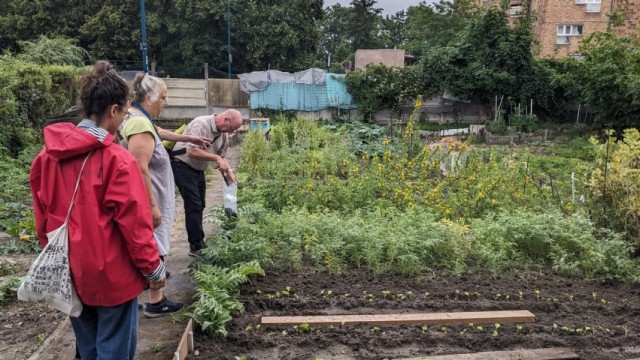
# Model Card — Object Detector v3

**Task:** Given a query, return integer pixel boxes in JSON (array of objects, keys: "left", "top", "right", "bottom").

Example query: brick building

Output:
[{"left": 480, "top": 0, "right": 638, "bottom": 58}]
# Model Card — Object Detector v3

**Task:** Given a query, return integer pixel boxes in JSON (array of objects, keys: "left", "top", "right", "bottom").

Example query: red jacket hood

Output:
[{"left": 43, "top": 123, "right": 114, "bottom": 160}]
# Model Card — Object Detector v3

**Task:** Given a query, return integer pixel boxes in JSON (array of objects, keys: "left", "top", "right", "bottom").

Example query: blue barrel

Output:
[{"left": 249, "top": 118, "right": 270, "bottom": 131}]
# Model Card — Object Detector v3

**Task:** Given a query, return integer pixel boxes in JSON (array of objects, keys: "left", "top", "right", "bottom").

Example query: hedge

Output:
[{"left": 0, "top": 56, "right": 84, "bottom": 155}]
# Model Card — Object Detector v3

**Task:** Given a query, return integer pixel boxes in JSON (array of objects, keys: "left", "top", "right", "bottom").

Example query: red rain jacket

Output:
[{"left": 30, "top": 123, "right": 160, "bottom": 306}]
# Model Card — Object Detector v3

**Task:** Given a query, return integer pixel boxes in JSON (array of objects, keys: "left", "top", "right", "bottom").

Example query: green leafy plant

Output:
[
  {"left": 150, "top": 343, "right": 165, "bottom": 353},
  {"left": 188, "top": 261, "right": 264, "bottom": 336},
  {"left": 0, "top": 276, "right": 22, "bottom": 305}
]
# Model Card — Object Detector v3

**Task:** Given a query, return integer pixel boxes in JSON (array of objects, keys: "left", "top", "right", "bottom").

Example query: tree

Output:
[
  {"left": 79, "top": 1, "right": 143, "bottom": 62},
  {"left": 0, "top": 0, "right": 324, "bottom": 75},
  {"left": 577, "top": 32, "right": 640, "bottom": 128},
  {"left": 380, "top": 11, "right": 407, "bottom": 49},
  {"left": 404, "top": 0, "right": 477, "bottom": 56},
  {"left": 231, "top": 0, "right": 323, "bottom": 73},
  {"left": 158, "top": 0, "right": 228, "bottom": 76},
  {"left": 348, "top": 0, "right": 383, "bottom": 51},
  {"left": 320, "top": 4, "right": 354, "bottom": 68},
  {"left": 420, "top": 6, "right": 551, "bottom": 107},
  {"left": 0, "top": 0, "right": 88, "bottom": 53}
]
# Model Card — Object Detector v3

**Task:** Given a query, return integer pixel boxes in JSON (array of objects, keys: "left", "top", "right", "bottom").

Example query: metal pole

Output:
[
  {"left": 139, "top": 0, "right": 149, "bottom": 73},
  {"left": 571, "top": 172, "right": 576, "bottom": 204},
  {"left": 227, "top": 0, "right": 232, "bottom": 79}
]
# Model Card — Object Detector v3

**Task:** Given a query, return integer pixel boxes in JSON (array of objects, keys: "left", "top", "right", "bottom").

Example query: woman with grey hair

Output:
[{"left": 120, "top": 73, "right": 209, "bottom": 317}]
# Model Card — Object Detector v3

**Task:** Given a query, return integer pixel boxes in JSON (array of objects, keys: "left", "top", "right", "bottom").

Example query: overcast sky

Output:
[{"left": 323, "top": 0, "right": 434, "bottom": 16}]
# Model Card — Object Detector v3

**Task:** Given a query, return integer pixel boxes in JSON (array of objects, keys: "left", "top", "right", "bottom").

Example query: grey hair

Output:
[{"left": 132, "top": 73, "right": 165, "bottom": 104}]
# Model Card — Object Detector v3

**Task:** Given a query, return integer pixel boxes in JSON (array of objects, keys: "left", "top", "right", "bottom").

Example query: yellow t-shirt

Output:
[{"left": 121, "top": 115, "right": 158, "bottom": 144}]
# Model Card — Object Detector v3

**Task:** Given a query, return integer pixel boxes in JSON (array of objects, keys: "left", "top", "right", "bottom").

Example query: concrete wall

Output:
[
  {"left": 372, "top": 94, "right": 488, "bottom": 124},
  {"left": 355, "top": 49, "right": 405, "bottom": 70}
]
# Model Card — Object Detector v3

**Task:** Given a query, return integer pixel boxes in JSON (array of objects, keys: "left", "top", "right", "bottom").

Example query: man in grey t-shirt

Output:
[{"left": 171, "top": 109, "right": 243, "bottom": 256}]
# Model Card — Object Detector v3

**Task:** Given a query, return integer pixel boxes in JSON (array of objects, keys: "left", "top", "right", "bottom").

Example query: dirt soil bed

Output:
[
  {"left": 190, "top": 268, "right": 640, "bottom": 360},
  {"left": 0, "top": 253, "right": 64, "bottom": 360}
]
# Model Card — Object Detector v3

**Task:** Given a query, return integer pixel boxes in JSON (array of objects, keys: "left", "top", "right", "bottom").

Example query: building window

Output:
[
  {"left": 575, "top": 0, "right": 586, "bottom": 3},
  {"left": 557, "top": 25, "right": 583, "bottom": 35},
  {"left": 586, "top": 0, "right": 601, "bottom": 12},
  {"left": 557, "top": 25, "right": 583, "bottom": 45},
  {"left": 509, "top": 3, "right": 522, "bottom": 17}
]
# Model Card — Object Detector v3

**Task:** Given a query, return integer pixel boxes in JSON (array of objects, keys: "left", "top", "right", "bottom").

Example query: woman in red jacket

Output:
[{"left": 29, "top": 61, "right": 166, "bottom": 360}]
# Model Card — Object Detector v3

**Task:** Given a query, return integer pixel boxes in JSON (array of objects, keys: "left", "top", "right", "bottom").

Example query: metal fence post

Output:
[{"left": 204, "top": 63, "right": 210, "bottom": 114}]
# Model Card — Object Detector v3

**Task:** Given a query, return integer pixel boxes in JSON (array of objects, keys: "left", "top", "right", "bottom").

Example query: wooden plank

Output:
[
  {"left": 166, "top": 97, "right": 208, "bottom": 107},
  {"left": 168, "top": 88, "right": 206, "bottom": 99},
  {"left": 173, "top": 319, "right": 193, "bottom": 360},
  {"left": 261, "top": 310, "right": 535, "bottom": 327},
  {"left": 398, "top": 347, "right": 578, "bottom": 360},
  {"left": 165, "top": 78, "right": 207, "bottom": 88}
]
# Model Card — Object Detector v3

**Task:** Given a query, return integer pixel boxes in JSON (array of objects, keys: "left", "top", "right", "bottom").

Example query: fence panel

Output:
[
  {"left": 164, "top": 79, "right": 207, "bottom": 108},
  {"left": 209, "top": 79, "right": 249, "bottom": 107}
]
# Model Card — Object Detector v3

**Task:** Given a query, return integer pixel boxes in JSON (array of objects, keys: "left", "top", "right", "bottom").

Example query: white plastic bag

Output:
[
  {"left": 223, "top": 178, "right": 238, "bottom": 218},
  {"left": 17, "top": 224, "right": 83, "bottom": 317}
]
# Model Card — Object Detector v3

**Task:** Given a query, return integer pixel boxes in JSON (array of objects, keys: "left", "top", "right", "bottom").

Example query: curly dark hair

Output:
[{"left": 79, "top": 61, "right": 131, "bottom": 122}]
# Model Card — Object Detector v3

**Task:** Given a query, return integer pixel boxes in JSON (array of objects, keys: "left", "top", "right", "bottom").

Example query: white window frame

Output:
[
  {"left": 556, "top": 25, "right": 582, "bottom": 45},
  {"left": 575, "top": 0, "right": 587, "bottom": 3},
  {"left": 557, "top": 25, "right": 583, "bottom": 36},
  {"left": 585, "top": 0, "right": 601, "bottom": 12},
  {"left": 586, "top": 3, "right": 601, "bottom": 12},
  {"left": 509, "top": 4, "right": 522, "bottom": 17}
]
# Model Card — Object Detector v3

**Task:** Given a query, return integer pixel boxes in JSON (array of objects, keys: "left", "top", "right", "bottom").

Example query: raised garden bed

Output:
[{"left": 188, "top": 268, "right": 640, "bottom": 360}]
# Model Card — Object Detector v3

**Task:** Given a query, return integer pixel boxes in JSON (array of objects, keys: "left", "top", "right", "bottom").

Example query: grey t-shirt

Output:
[{"left": 173, "top": 115, "right": 228, "bottom": 171}]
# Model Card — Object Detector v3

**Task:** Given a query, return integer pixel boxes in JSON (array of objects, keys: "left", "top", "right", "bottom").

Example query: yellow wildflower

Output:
[{"left": 414, "top": 95, "right": 423, "bottom": 110}]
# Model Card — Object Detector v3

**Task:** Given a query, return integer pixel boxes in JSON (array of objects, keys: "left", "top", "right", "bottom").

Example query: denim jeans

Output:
[
  {"left": 171, "top": 159, "right": 206, "bottom": 251},
  {"left": 70, "top": 298, "right": 138, "bottom": 360}
]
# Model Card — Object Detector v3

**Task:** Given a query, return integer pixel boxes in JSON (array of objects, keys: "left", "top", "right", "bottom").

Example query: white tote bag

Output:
[{"left": 17, "top": 152, "right": 92, "bottom": 317}]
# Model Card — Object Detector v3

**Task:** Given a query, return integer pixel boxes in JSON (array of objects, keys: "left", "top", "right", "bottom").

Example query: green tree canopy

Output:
[
  {"left": 404, "top": 0, "right": 477, "bottom": 56},
  {"left": 576, "top": 32, "right": 640, "bottom": 128},
  {"left": 349, "top": 0, "right": 383, "bottom": 51}
]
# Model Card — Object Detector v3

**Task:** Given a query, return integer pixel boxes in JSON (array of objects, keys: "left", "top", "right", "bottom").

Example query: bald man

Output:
[{"left": 170, "top": 109, "right": 243, "bottom": 256}]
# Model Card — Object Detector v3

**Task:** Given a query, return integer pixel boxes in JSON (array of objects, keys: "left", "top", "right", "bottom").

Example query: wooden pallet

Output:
[
  {"left": 398, "top": 347, "right": 579, "bottom": 360},
  {"left": 261, "top": 310, "right": 535, "bottom": 327}
]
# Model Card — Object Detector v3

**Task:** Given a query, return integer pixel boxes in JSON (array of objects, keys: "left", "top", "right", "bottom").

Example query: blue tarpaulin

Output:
[{"left": 249, "top": 73, "right": 355, "bottom": 111}]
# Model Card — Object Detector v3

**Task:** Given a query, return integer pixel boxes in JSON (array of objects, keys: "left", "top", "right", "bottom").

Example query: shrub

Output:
[
  {"left": 589, "top": 129, "right": 640, "bottom": 241},
  {"left": 16, "top": 36, "right": 90, "bottom": 67},
  {"left": 471, "top": 210, "right": 639, "bottom": 282},
  {"left": 0, "top": 56, "right": 83, "bottom": 154}
]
